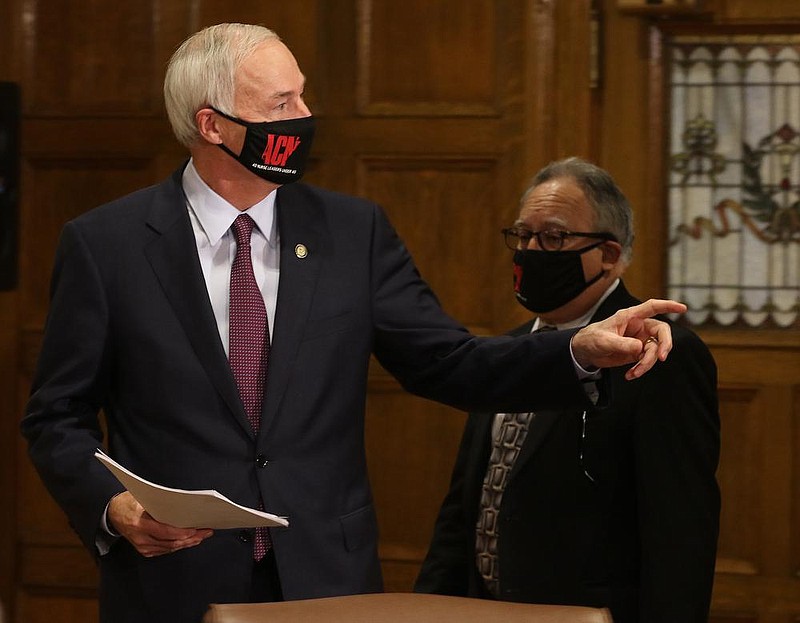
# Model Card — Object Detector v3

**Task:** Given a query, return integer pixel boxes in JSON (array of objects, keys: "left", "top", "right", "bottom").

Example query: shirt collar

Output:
[
  {"left": 532, "top": 278, "right": 621, "bottom": 332},
  {"left": 182, "top": 159, "right": 278, "bottom": 246}
]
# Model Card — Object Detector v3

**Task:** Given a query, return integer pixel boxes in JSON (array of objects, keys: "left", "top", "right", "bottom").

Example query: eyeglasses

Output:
[{"left": 501, "top": 227, "right": 617, "bottom": 252}]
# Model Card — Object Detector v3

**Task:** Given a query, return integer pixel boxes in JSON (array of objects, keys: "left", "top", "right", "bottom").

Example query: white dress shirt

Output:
[{"left": 182, "top": 160, "right": 280, "bottom": 350}]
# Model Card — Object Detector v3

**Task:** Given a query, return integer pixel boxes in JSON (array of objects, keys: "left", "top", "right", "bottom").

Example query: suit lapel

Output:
[
  {"left": 507, "top": 281, "right": 640, "bottom": 480},
  {"left": 466, "top": 408, "right": 564, "bottom": 511},
  {"left": 143, "top": 168, "right": 252, "bottom": 437},
  {"left": 464, "top": 414, "right": 495, "bottom": 519},
  {"left": 509, "top": 410, "right": 562, "bottom": 481},
  {"left": 259, "top": 184, "right": 325, "bottom": 437}
]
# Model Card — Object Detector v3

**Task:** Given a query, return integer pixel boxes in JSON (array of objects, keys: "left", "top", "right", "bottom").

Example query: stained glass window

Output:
[{"left": 668, "top": 35, "right": 800, "bottom": 328}]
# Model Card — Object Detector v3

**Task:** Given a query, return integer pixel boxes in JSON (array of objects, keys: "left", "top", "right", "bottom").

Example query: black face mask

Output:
[
  {"left": 212, "top": 108, "right": 315, "bottom": 185},
  {"left": 512, "top": 241, "right": 606, "bottom": 313}
]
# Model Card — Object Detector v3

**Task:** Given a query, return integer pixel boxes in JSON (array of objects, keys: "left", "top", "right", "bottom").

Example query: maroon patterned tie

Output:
[{"left": 229, "top": 213, "right": 271, "bottom": 560}]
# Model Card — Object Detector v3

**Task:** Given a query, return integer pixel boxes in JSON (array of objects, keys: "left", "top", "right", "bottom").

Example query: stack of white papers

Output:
[{"left": 95, "top": 450, "right": 289, "bottom": 529}]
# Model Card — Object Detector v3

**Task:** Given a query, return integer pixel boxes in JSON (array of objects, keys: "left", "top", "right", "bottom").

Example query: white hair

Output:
[{"left": 164, "top": 23, "right": 281, "bottom": 147}]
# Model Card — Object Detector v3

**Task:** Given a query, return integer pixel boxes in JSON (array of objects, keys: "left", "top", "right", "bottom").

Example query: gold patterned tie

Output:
[
  {"left": 474, "top": 411, "right": 533, "bottom": 597},
  {"left": 475, "top": 324, "right": 555, "bottom": 596}
]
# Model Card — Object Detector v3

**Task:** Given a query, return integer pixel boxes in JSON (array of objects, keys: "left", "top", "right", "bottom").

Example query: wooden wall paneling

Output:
[
  {"left": 553, "top": 0, "right": 595, "bottom": 160},
  {"left": 358, "top": 156, "right": 500, "bottom": 331},
  {"left": 523, "top": 0, "right": 557, "bottom": 175},
  {"left": 711, "top": 379, "right": 800, "bottom": 620},
  {"left": 301, "top": 0, "right": 356, "bottom": 194},
  {"left": 365, "top": 389, "right": 466, "bottom": 591},
  {"left": 0, "top": 0, "right": 19, "bottom": 77},
  {"left": 706, "top": 336, "right": 800, "bottom": 621},
  {"left": 641, "top": 21, "right": 668, "bottom": 300},
  {"left": 793, "top": 385, "right": 800, "bottom": 585},
  {"left": 19, "top": 1, "right": 162, "bottom": 116},
  {"left": 709, "top": 615, "right": 757, "bottom": 623},
  {"left": 19, "top": 543, "right": 97, "bottom": 590},
  {"left": 0, "top": 7, "right": 9, "bottom": 77},
  {"left": 16, "top": 398, "right": 100, "bottom": 618},
  {"left": 757, "top": 385, "right": 793, "bottom": 578},
  {"left": 1, "top": 0, "right": 23, "bottom": 617},
  {"left": 188, "top": 0, "right": 321, "bottom": 54},
  {"left": 350, "top": 0, "right": 529, "bottom": 590},
  {"left": 17, "top": 442, "right": 85, "bottom": 548},
  {"left": 522, "top": 0, "right": 595, "bottom": 166},
  {"left": 16, "top": 594, "right": 98, "bottom": 623},
  {"left": 720, "top": 0, "right": 800, "bottom": 22},
  {"left": 714, "top": 386, "right": 762, "bottom": 578},
  {"left": 19, "top": 154, "right": 159, "bottom": 324},
  {"left": 489, "top": 0, "right": 539, "bottom": 333},
  {"left": 597, "top": 1, "right": 662, "bottom": 300},
  {"left": 356, "top": 0, "right": 497, "bottom": 117},
  {"left": 0, "top": 290, "right": 18, "bottom": 620}
]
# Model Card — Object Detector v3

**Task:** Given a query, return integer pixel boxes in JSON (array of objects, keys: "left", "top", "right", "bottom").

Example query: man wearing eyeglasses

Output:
[{"left": 415, "top": 157, "right": 720, "bottom": 623}]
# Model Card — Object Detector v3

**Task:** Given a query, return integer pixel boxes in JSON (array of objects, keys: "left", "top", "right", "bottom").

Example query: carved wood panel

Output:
[
  {"left": 356, "top": 0, "right": 498, "bottom": 116},
  {"left": 19, "top": 2, "right": 160, "bottom": 116},
  {"left": 358, "top": 156, "right": 502, "bottom": 331},
  {"left": 19, "top": 158, "right": 157, "bottom": 322},
  {"left": 365, "top": 388, "right": 466, "bottom": 590},
  {"left": 716, "top": 385, "right": 762, "bottom": 577}
]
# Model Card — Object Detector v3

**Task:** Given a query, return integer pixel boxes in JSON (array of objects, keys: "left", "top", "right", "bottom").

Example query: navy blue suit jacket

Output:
[{"left": 22, "top": 165, "right": 596, "bottom": 623}]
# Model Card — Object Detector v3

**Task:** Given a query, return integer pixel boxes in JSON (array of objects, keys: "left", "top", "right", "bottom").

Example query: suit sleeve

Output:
[
  {"left": 367, "top": 205, "right": 592, "bottom": 414},
  {"left": 414, "top": 413, "right": 484, "bottom": 596},
  {"left": 633, "top": 327, "right": 720, "bottom": 622},
  {"left": 20, "top": 222, "right": 124, "bottom": 555}
]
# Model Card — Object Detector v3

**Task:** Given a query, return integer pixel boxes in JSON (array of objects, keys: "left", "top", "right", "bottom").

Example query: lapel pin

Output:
[{"left": 295, "top": 243, "right": 308, "bottom": 259}]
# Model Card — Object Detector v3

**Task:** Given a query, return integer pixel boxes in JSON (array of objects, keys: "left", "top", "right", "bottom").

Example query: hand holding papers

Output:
[{"left": 95, "top": 450, "right": 288, "bottom": 529}]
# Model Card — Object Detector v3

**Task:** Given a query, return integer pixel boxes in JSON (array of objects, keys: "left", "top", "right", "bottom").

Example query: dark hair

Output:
[{"left": 522, "top": 157, "right": 634, "bottom": 262}]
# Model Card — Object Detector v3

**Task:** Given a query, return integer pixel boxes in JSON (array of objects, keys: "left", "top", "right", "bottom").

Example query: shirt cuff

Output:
[
  {"left": 96, "top": 497, "right": 121, "bottom": 556},
  {"left": 569, "top": 337, "right": 601, "bottom": 379}
]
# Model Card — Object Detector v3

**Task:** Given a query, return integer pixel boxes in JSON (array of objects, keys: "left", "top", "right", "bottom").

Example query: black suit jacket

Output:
[
  {"left": 22, "top": 164, "right": 598, "bottom": 623},
  {"left": 414, "top": 282, "right": 720, "bottom": 623}
]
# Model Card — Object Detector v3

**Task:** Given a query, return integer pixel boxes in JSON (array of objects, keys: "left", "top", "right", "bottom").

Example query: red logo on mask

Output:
[
  {"left": 513, "top": 263, "right": 523, "bottom": 293},
  {"left": 261, "top": 135, "right": 301, "bottom": 167}
]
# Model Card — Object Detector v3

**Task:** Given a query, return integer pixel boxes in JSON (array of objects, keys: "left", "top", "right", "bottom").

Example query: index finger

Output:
[{"left": 623, "top": 298, "right": 687, "bottom": 320}]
